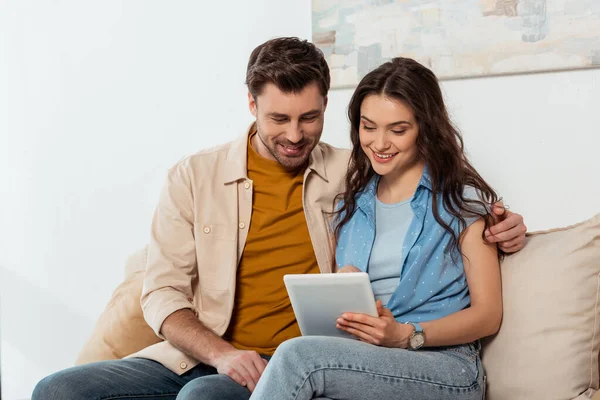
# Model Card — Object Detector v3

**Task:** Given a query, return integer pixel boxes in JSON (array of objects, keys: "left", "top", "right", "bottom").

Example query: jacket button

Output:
[
  {"left": 244, "top": 181, "right": 251, "bottom": 189},
  {"left": 180, "top": 362, "right": 188, "bottom": 370},
  {"left": 203, "top": 226, "right": 211, "bottom": 234},
  {"left": 239, "top": 222, "right": 246, "bottom": 229}
]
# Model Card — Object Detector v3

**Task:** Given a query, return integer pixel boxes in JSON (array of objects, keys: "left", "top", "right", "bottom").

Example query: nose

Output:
[
  {"left": 372, "top": 130, "right": 390, "bottom": 152},
  {"left": 284, "top": 121, "right": 303, "bottom": 144}
]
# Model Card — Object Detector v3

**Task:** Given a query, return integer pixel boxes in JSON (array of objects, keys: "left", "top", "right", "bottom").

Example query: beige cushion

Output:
[
  {"left": 76, "top": 246, "right": 162, "bottom": 364},
  {"left": 482, "top": 213, "right": 600, "bottom": 400}
]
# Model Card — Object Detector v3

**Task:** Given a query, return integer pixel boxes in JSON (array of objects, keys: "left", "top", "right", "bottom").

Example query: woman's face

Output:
[{"left": 358, "top": 94, "right": 420, "bottom": 178}]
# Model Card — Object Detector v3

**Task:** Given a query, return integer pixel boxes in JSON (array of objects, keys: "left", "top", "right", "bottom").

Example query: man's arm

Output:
[
  {"left": 141, "top": 162, "right": 266, "bottom": 392},
  {"left": 161, "top": 309, "right": 267, "bottom": 392}
]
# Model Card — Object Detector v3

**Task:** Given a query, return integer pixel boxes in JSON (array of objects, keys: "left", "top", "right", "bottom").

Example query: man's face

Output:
[{"left": 249, "top": 82, "right": 327, "bottom": 170}]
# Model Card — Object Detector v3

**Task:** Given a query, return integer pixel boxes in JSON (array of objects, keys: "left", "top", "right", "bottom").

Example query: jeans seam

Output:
[{"left": 292, "top": 365, "right": 480, "bottom": 398}]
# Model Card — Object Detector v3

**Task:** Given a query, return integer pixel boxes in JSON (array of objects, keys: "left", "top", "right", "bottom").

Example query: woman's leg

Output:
[{"left": 251, "top": 336, "right": 484, "bottom": 400}]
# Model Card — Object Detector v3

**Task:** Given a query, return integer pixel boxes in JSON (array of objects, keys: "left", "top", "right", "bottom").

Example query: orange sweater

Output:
[{"left": 224, "top": 134, "right": 319, "bottom": 355}]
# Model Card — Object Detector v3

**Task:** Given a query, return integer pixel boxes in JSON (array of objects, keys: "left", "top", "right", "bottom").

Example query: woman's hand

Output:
[
  {"left": 336, "top": 300, "right": 412, "bottom": 348},
  {"left": 337, "top": 265, "right": 361, "bottom": 273}
]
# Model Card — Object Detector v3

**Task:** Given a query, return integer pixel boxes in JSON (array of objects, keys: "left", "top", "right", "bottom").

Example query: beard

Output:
[{"left": 255, "top": 121, "right": 319, "bottom": 171}]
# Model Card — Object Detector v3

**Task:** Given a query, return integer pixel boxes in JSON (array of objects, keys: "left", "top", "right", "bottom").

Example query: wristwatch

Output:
[{"left": 405, "top": 322, "right": 426, "bottom": 350}]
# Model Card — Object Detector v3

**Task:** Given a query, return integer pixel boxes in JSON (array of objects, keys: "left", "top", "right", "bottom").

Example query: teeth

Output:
[{"left": 375, "top": 152, "right": 395, "bottom": 159}]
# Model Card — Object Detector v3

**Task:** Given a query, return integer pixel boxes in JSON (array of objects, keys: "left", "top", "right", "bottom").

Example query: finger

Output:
[
  {"left": 340, "top": 312, "right": 380, "bottom": 327},
  {"left": 262, "top": 358, "right": 269, "bottom": 367},
  {"left": 380, "top": 306, "right": 394, "bottom": 317},
  {"left": 252, "top": 355, "right": 267, "bottom": 377},
  {"left": 498, "top": 236, "right": 524, "bottom": 251},
  {"left": 235, "top": 362, "right": 259, "bottom": 392},
  {"left": 337, "top": 324, "right": 377, "bottom": 344},
  {"left": 376, "top": 300, "right": 384, "bottom": 316},
  {"left": 338, "top": 265, "right": 360, "bottom": 273},
  {"left": 500, "top": 241, "right": 525, "bottom": 254},
  {"left": 224, "top": 367, "right": 247, "bottom": 388},
  {"left": 486, "top": 224, "right": 526, "bottom": 243},
  {"left": 492, "top": 202, "right": 506, "bottom": 217},
  {"left": 246, "top": 362, "right": 262, "bottom": 391},
  {"left": 337, "top": 318, "right": 382, "bottom": 338},
  {"left": 486, "top": 211, "right": 523, "bottom": 236}
]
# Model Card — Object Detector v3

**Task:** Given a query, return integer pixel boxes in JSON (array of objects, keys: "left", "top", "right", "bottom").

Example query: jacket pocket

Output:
[{"left": 194, "top": 223, "right": 236, "bottom": 291}]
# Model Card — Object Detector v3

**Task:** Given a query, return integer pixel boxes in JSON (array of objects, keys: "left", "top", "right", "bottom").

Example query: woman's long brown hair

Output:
[{"left": 334, "top": 57, "right": 500, "bottom": 255}]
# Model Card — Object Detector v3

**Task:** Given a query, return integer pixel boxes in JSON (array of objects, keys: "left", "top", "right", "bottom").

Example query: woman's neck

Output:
[{"left": 377, "top": 159, "right": 425, "bottom": 204}]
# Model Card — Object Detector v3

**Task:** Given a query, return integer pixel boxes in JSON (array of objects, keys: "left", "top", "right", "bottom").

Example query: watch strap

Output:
[{"left": 407, "top": 322, "right": 423, "bottom": 333}]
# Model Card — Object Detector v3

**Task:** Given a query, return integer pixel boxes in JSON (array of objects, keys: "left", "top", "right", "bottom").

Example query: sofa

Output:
[{"left": 76, "top": 213, "right": 600, "bottom": 399}]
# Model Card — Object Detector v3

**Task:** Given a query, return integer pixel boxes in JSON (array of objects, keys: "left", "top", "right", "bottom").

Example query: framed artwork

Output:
[{"left": 312, "top": 0, "right": 600, "bottom": 88}]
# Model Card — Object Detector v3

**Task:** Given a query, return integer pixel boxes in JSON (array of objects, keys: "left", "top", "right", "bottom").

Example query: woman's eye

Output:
[
  {"left": 392, "top": 130, "right": 406, "bottom": 135},
  {"left": 362, "top": 125, "right": 376, "bottom": 131}
]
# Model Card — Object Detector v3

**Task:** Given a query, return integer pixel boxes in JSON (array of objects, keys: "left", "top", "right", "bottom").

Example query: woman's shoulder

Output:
[{"left": 427, "top": 185, "right": 490, "bottom": 232}]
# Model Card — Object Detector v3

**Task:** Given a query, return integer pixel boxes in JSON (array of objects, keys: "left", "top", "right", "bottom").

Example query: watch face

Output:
[{"left": 410, "top": 333, "right": 425, "bottom": 349}]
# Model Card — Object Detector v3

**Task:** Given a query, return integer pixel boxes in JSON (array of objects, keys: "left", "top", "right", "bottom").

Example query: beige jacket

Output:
[{"left": 129, "top": 124, "right": 350, "bottom": 374}]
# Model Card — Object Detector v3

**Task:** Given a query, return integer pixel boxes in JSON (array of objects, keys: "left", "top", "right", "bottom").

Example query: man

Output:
[{"left": 33, "top": 37, "right": 526, "bottom": 400}]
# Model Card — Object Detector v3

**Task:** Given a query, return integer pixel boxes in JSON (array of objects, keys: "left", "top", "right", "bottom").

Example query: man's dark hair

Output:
[{"left": 246, "top": 37, "right": 330, "bottom": 98}]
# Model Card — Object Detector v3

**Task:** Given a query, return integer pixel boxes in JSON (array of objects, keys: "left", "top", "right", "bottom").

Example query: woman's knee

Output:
[
  {"left": 276, "top": 336, "right": 332, "bottom": 357},
  {"left": 270, "top": 336, "right": 333, "bottom": 370}
]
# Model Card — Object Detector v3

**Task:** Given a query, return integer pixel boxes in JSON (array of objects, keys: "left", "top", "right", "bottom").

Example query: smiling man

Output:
[{"left": 33, "top": 37, "right": 527, "bottom": 400}]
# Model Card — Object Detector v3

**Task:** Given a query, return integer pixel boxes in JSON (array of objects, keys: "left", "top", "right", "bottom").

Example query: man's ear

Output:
[
  {"left": 324, "top": 95, "right": 328, "bottom": 111},
  {"left": 248, "top": 92, "right": 257, "bottom": 117}
]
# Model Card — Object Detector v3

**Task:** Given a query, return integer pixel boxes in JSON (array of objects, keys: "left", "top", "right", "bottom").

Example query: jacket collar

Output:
[
  {"left": 222, "top": 124, "right": 252, "bottom": 184},
  {"left": 307, "top": 142, "right": 328, "bottom": 182}
]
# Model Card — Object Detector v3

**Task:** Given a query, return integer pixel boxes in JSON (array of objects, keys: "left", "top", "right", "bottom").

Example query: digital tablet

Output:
[{"left": 284, "top": 272, "right": 378, "bottom": 339}]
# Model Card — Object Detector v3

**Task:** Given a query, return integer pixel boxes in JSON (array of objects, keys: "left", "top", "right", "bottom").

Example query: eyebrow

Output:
[
  {"left": 361, "top": 115, "right": 412, "bottom": 127},
  {"left": 268, "top": 109, "right": 321, "bottom": 119}
]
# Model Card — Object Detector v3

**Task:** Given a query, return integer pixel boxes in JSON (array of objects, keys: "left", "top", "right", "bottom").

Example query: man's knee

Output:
[
  {"left": 32, "top": 370, "right": 82, "bottom": 400},
  {"left": 178, "top": 374, "right": 249, "bottom": 400}
]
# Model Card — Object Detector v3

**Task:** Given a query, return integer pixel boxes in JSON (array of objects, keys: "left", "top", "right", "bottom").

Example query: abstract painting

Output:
[{"left": 312, "top": 0, "right": 600, "bottom": 87}]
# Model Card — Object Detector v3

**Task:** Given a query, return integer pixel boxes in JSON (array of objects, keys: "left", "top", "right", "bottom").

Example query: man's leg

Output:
[
  {"left": 177, "top": 374, "right": 251, "bottom": 400},
  {"left": 250, "top": 336, "right": 485, "bottom": 400},
  {"left": 32, "top": 357, "right": 208, "bottom": 400},
  {"left": 176, "top": 355, "right": 274, "bottom": 400}
]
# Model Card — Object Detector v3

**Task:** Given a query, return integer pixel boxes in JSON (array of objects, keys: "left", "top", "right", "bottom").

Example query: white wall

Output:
[
  {"left": 1, "top": 1, "right": 599, "bottom": 399},
  {"left": 0, "top": 1, "right": 311, "bottom": 399}
]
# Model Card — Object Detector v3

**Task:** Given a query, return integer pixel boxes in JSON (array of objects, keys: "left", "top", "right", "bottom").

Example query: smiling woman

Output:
[
  {"left": 358, "top": 95, "right": 421, "bottom": 201},
  {"left": 249, "top": 57, "right": 503, "bottom": 400}
]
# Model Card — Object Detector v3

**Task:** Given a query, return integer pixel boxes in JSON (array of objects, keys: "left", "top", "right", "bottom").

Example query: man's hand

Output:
[
  {"left": 337, "top": 265, "right": 361, "bottom": 273},
  {"left": 336, "top": 300, "right": 411, "bottom": 348},
  {"left": 485, "top": 202, "right": 527, "bottom": 253},
  {"left": 212, "top": 349, "right": 269, "bottom": 392}
]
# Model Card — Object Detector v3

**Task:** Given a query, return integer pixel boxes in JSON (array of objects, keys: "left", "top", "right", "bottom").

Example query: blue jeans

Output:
[
  {"left": 32, "top": 357, "right": 256, "bottom": 400},
  {"left": 250, "top": 336, "right": 485, "bottom": 400}
]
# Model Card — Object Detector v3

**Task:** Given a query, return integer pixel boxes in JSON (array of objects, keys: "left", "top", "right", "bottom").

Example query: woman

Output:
[{"left": 250, "top": 57, "right": 502, "bottom": 399}]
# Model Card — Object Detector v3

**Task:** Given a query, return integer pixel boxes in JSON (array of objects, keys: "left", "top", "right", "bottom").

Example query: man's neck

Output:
[{"left": 250, "top": 131, "right": 277, "bottom": 162}]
